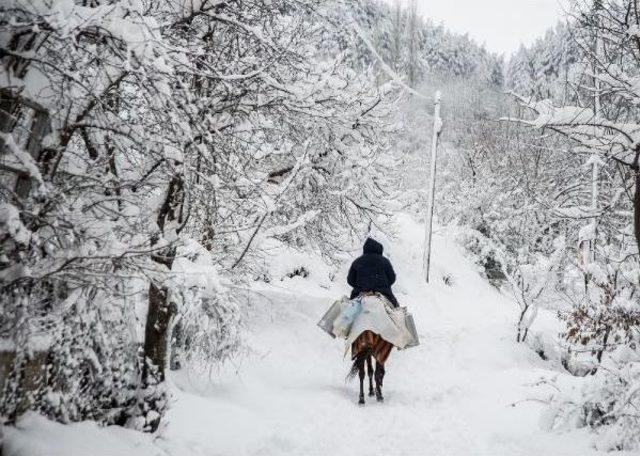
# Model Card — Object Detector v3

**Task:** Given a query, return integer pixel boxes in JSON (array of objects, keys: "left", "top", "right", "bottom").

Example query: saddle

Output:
[
  {"left": 359, "top": 291, "right": 391, "bottom": 305},
  {"left": 361, "top": 291, "right": 379, "bottom": 296}
]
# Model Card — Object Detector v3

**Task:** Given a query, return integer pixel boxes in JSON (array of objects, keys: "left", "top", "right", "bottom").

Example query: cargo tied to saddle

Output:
[{"left": 317, "top": 237, "right": 419, "bottom": 405}]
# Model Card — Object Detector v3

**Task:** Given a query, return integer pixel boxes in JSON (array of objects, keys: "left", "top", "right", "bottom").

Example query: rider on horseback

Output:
[
  {"left": 346, "top": 237, "right": 399, "bottom": 405},
  {"left": 347, "top": 237, "right": 399, "bottom": 307}
]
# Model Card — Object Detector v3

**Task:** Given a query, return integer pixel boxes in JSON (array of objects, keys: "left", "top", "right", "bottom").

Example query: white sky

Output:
[{"left": 412, "top": 0, "right": 568, "bottom": 55}]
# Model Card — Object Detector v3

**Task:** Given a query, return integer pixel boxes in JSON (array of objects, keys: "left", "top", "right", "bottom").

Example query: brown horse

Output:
[{"left": 348, "top": 330, "right": 394, "bottom": 405}]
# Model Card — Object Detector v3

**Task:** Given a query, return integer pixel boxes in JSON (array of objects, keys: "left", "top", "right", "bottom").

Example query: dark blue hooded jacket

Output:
[{"left": 347, "top": 238, "right": 399, "bottom": 307}]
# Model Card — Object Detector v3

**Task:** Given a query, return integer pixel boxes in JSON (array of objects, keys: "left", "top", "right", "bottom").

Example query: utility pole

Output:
[
  {"left": 423, "top": 91, "right": 443, "bottom": 283},
  {"left": 590, "top": 0, "right": 603, "bottom": 265}
]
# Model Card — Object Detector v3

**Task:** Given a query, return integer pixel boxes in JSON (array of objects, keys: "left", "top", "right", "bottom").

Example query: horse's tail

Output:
[{"left": 346, "top": 347, "right": 372, "bottom": 382}]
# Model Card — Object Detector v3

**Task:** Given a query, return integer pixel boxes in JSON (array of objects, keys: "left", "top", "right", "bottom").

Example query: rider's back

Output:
[{"left": 347, "top": 238, "right": 398, "bottom": 307}]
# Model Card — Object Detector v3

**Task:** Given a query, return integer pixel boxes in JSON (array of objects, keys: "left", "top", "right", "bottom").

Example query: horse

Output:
[{"left": 348, "top": 329, "right": 394, "bottom": 405}]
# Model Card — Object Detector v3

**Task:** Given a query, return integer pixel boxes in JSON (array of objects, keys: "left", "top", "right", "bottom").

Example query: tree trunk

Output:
[
  {"left": 169, "top": 319, "right": 184, "bottom": 371},
  {"left": 0, "top": 94, "right": 51, "bottom": 422},
  {"left": 0, "top": 89, "right": 20, "bottom": 136},
  {"left": 634, "top": 169, "right": 640, "bottom": 257},
  {"left": 14, "top": 109, "right": 51, "bottom": 198},
  {"left": 138, "top": 174, "right": 184, "bottom": 432},
  {"left": 142, "top": 282, "right": 176, "bottom": 386}
]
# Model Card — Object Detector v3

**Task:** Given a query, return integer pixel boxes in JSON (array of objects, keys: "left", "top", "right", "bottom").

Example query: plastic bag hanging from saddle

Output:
[
  {"left": 395, "top": 306, "right": 420, "bottom": 349},
  {"left": 317, "top": 296, "right": 350, "bottom": 338},
  {"left": 331, "top": 297, "right": 363, "bottom": 339}
]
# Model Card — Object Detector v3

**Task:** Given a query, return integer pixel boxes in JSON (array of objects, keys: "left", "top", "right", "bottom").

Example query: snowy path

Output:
[
  {"left": 4, "top": 215, "right": 605, "bottom": 456},
  {"left": 159, "top": 215, "right": 601, "bottom": 456}
]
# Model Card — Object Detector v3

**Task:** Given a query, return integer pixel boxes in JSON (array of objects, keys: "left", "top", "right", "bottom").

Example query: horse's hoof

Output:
[
  {"left": 368, "top": 391, "right": 375, "bottom": 397},
  {"left": 376, "top": 395, "right": 384, "bottom": 402},
  {"left": 358, "top": 397, "right": 365, "bottom": 405}
]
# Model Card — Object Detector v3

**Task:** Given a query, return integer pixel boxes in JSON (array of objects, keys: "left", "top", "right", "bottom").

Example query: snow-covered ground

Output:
[{"left": 3, "top": 214, "right": 620, "bottom": 455}]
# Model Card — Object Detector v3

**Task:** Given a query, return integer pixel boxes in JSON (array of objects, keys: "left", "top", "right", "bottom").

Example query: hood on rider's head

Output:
[{"left": 363, "top": 237, "right": 383, "bottom": 255}]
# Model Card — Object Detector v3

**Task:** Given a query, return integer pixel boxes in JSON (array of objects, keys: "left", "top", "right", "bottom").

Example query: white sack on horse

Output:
[
  {"left": 317, "top": 297, "right": 350, "bottom": 338},
  {"left": 344, "top": 294, "right": 413, "bottom": 351}
]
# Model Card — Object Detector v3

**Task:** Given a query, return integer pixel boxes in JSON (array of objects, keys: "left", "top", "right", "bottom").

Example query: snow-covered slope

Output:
[{"left": 3, "top": 214, "right": 613, "bottom": 456}]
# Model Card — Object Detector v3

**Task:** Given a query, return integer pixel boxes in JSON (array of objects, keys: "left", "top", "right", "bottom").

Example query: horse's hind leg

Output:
[
  {"left": 366, "top": 354, "right": 374, "bottom": 397},
  {"left": 358, "top": 355, "right": 366, "bottom": 405},
  {"left": 374, "top": 362, "right": 385, "bottom": 402}
]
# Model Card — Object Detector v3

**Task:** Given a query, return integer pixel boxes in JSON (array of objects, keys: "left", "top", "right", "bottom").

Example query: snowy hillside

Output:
[{"left": 3, "top": 214, "right": 618, "bottom": 456}]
